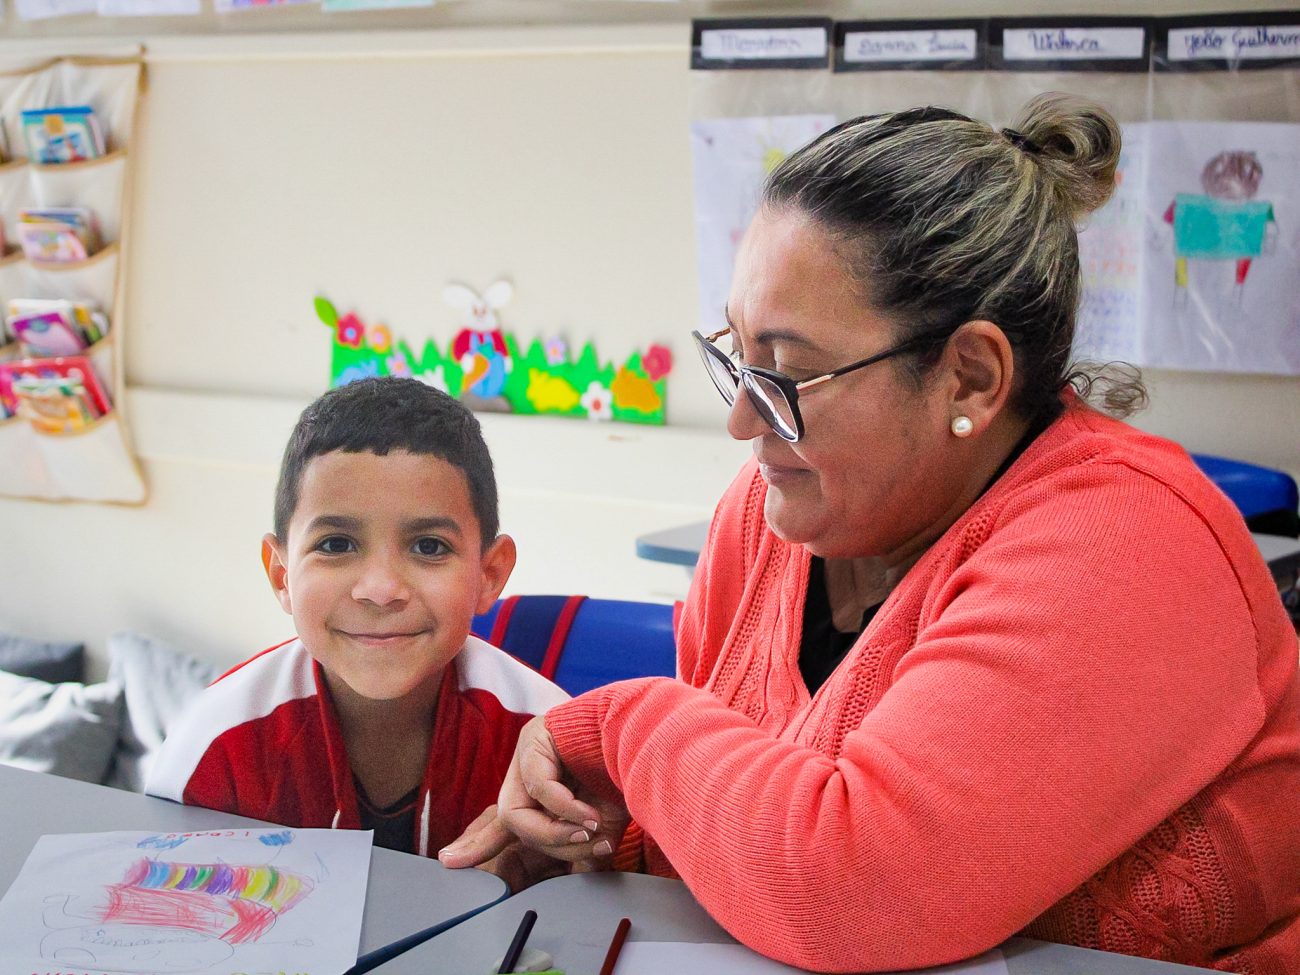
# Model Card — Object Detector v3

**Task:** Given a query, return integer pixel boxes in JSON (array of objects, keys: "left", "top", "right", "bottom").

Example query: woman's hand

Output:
[
  {"left": 439, "top": 716, "right": 629, "bottom": 870},
  {"left": 443, "top": 805, "right": 568, "bottom": 893}
]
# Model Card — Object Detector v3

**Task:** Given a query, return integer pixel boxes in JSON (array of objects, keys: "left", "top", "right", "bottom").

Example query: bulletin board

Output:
[{"left": 687, "top": 13, "right": 1300, "bottom": 378}]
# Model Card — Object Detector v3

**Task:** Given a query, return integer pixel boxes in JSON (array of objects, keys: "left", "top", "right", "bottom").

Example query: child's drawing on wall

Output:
[
  {"left": 1163, "top": 149, "right": 1277, "bottom": 303},
  {"left": 689, "top": 114, "right": 836, "bottom": 333}
]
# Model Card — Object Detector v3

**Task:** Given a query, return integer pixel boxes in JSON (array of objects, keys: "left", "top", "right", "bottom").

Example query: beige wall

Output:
[{"left": 0, "top": 6, "right": 1296, "bottom": 674}]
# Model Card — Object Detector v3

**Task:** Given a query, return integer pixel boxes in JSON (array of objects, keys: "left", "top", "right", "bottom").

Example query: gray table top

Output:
[
  {"left": 369, "top": 871, "right": 1218, "bottom": 975},
  {"left": 0, "top": 764, "right": 506, "bottom": 959}
]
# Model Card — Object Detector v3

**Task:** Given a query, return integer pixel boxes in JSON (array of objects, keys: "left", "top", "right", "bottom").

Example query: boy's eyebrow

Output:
[
  {"left": 404, "top": 516, "right": 463, "bottom": 537},
  {"left": 306, "top": 515, "right": 363, "bottom": 533},
  {"left": 304, "top": 514, "right": 464, "bottom": 537}
]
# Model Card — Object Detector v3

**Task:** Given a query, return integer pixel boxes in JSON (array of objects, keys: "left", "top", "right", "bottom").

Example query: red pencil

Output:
[{"left": 598, "top": 917, "right": 632, "bottom": 975}]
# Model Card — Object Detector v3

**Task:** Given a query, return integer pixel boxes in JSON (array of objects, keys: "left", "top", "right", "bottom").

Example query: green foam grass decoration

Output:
[{"left": 314, "top": 296, "right": 672, "bottom": 425}]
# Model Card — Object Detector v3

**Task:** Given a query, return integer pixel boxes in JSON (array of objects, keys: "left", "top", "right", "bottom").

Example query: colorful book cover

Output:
[
  {"left": 11, "top": 312, "right": 87, "bottom": 357},
  {"left": 21, "top": 106, "right": 105, "bottom": 164},
  {"left": 0, "top": 355, "right": 111, "bottom": 420},
  {"left": 12, "top": 374, "right": 98, "bottom": 433},
  {"left": 17, "top": 208, "right": 99, "bottom": 263},
  {"left": 7, "top": 299, "right": 106, "bottom": 345}
]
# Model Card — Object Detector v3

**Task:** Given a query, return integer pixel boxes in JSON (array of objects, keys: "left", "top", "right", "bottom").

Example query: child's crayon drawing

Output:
[
  {"left": 315, "top": 284, "right": 675, "bottom": 425},
  {"left": 0, "top": 828, "right": 371, "bottom": 975}
]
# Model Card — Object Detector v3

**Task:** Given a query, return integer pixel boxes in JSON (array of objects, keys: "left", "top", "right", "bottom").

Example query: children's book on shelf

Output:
[
  {"left": 21, "top": 106, "right": 105, "bottom": 164},
  {"left": 16, "top": 207, "right": 100, "bottom": 263},
  {"left": 6, "top": 299, "right": 106, "bottom": 355},
  {"left": 0, "top": 355, "right": 111, "bottom": 430}
]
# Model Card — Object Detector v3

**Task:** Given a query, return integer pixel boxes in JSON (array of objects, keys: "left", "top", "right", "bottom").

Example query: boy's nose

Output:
[{"left": 351, "top": 559, "right": 410, "bottom": 606}]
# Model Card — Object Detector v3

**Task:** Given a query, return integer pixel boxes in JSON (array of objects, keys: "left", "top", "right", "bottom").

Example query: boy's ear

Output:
[
  {"left": 261, "top": 533, "right": 294, "bottom": 616},
  {"left": 476, "top": 534, "right": 517, "bottom": 615}
]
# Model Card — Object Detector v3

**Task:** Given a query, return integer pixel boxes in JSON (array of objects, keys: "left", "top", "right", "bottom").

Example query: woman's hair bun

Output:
[{"left": 1014, "top": 92, "right": 1122, "bottom": 218}]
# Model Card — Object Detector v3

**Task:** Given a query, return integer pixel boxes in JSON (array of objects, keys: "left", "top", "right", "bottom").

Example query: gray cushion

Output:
[
  {"left": 0, "top": 633, "right": 84, "bottom": 684},
  {"left": 104, "top": 631, "right": 219, "bottom": 792},
  {"left": 0, "top": 671, "right": 123, "bottom": 783}
]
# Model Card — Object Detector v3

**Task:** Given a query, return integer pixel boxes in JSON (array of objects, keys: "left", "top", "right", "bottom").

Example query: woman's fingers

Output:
[
  {"left": 443, "top": 716, "right": 626, "bottom": 865},
  {"left": 508, "top": 717, "right": 603, "bottom": 829},
  {"left": 437, "top": 805, "right": 513, "bottom": 868}
]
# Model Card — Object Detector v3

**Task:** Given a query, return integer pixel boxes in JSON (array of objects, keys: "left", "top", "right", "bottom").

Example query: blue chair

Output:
[
  {"left": 1190, "top": 454, "right": 1299, "bottom": 538},
  {"left": 471, "top": 595, "right": 677, "bottom": 696}
]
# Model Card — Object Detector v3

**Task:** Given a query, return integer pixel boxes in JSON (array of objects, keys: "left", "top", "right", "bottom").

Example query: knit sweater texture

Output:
[{"left": 545, "top": 401, "right": 1300, "bottom": 973}]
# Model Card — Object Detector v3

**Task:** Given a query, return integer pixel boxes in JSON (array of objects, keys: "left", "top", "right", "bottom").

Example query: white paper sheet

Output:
[
  {"left": 14, "top": 0, "right": 95, "bottom": 20},
  {"left": 214, "top": 0, "right": 316, "bottom": 12},
  {"left": 96, "top": 0, "right": 199, "bottom": 14},
  {"left": 1138, "top": 120, "right": 1300, "bottom": 374},
  {"left": 1073, "top": 119, "right": 1300, "bottom": 374},
  {"left": 617, "top": 943, "right": 1010, "bottom": 975},
  {"left": 0, "top": 827, "right": 371, "bottom": 975},
  {"left": 322, "top": 0, "right": 431, "bottom": 11},
  {"left": 690, "top": 114, "right": 836, "bottom": 333},
  {"left": 1074, "top": 124, "right": 1148, "bottom": 364}
]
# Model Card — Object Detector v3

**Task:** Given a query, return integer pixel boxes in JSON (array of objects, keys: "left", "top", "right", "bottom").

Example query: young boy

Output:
[{"left": 147, "top": 377, "right": 568, "bottom": 857}]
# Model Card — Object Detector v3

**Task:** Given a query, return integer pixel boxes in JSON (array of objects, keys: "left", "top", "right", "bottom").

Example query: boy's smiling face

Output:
[{"left": 262, "top": 449, "right": 514, "bottom": 705}]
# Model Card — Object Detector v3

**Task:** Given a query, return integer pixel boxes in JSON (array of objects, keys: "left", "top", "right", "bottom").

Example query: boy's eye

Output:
[
  {"left": 316, "top": 536, "right": 355, "bottom": 555},
  {"left": 413, "top": 537, "right": 450, "bottom": 557}
]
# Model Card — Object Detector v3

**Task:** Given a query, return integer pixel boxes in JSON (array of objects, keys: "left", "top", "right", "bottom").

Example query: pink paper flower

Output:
[
  {"left": 336, "top": 314, "right": 364, "bottom": 350},
  {"left": 642, "top": 344, "right": 673, "bottom": 381}
]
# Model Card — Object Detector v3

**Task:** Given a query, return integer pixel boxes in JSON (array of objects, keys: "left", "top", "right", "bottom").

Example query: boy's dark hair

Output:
[{"left": 274, "top": 377, "right": 499, "bottom": 549}]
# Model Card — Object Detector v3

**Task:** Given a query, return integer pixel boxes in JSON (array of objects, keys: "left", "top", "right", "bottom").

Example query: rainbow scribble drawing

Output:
[
  {"left": 39, "top": 858, "right": 314, "bottom": 971},
  {"left": 1, "top": 828, "right": 369, "bottom": 975},
  {"left": 315, "top": 284, "right": 674, "bottom": 426},
  {"left": 101, "top": 859, "right": 314, "bottom": 943}
]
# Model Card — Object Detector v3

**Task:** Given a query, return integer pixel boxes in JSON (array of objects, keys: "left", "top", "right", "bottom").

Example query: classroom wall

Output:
[{"left": 0, "top": 2, "right": 1297, "bottom": 675}]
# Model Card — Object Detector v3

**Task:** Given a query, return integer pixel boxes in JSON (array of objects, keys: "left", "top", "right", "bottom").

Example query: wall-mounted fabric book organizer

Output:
[{"left": 0, "top": 52, "right": 145, "bottom": 504}]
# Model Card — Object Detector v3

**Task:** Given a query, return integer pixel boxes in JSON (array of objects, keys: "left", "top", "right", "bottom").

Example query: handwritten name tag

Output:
[
  {"left": 699, "top": 26, "right": 828, "bottom": 62},
  {"left": 842, "top": 28, "right": 978, "bottom": 64},
  {"left": 1002, "top": 26, "right": 1147, "bottom": 61},
  {"left": 1168, "top": 24, "right": 1300, "bottom": 61}
]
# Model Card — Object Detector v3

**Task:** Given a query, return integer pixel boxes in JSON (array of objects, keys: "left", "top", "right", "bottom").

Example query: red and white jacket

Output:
[{"left": 146, "top": 635, "right": 569, "bottom": 857}]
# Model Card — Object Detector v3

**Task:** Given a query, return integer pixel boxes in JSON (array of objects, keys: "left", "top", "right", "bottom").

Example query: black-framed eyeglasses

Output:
[{"left": 691, "top": 325, "right": 950, "bottom": 443}]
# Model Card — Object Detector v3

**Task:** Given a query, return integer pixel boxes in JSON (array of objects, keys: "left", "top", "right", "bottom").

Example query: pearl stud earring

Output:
[{"left": 951, "top": 415, "right": 974, "bottom": 437}]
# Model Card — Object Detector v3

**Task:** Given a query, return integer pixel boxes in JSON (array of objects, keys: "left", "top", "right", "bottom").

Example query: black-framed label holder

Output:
[
  {"left": 834, "top": 20, "right": 986, "bottom": 72},
  {"left": 988, "top": 17, "right": 1153, "bottom": 73},
  {"left": 691, "top": 18, "right": 833, "bottom": 71},
  {"left": 1156, "top": 12, "right": 1300, "bottom": 71}
]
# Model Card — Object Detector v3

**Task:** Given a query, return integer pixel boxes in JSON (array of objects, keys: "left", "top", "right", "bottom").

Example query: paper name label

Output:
[
  {"left": 1169, "top": 24, "right": 1300, "bottom": 61},
  {"left": 843, "top": 28, "right": 978, "bottom": 63},
  {"left": 699, "top": 27, "right": 827, "bottom": 62},
  {"left": 1003, "top": 26, "right": 1146, "bottom": 61}
]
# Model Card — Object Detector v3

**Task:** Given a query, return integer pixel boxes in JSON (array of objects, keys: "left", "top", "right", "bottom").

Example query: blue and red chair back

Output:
[{"left": 471, "top": 595, "right": 677, "bottom": 696}]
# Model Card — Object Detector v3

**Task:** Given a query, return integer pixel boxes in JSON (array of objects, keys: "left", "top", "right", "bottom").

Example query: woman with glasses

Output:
[{"left": 442, "top": 95, "right": 1299, "bottom": 974}]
